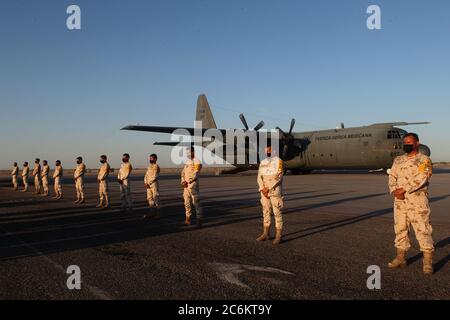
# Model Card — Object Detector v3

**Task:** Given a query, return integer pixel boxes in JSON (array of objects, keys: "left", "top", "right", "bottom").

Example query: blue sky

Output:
[{"left": 1, "top": 0, "right": 449, "bottom": 169}]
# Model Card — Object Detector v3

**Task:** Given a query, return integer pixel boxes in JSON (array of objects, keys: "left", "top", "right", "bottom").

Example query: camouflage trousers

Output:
[
  {"left": 261, "top": 194, "right": 284, "bottom": 229},
  {"left": 99, "top": 180, "right": 109, "bottom": 206},
  {"left": 34, "top": 175, "right": 42, "bottom": 193},
  {"left": 75, "top": 177, "right": 85, "bottom": 200},
  {"left": 12, "top": 176, "right": 18, "bottom": 189},
  {"left": 146, "top": 182, "right": 160, "bottom": 208},
  {"left": 54, "top": 177, "right": 63, "bottom": 197},
  {"left": 22, "top": 176, "right": 28, "bottom": 191},
  {"left": 393, "top": 193, "right": 434, "bottom": 253},
  {"left": 42, "top": 176, "right": 49, "bottom": 194},
  {"left": 119, "top": 179, "right": 132, "bottom": 210},
  {"left": 183, "top": 184, "right": 202, "bottom": 219}
]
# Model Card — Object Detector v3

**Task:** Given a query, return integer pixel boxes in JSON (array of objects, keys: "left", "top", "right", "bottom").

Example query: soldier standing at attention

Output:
[
  {"left": 256, "top": 146, "right": 285, "bottom": 245},
  {"left": 41, "top": 160, "right": 50, "bottom": 196},
  {"left": 74, "top": 156, "right": 87, "bottom": 204},
  {"left": 32, "top": 158, "right": 42, "bottom": 194},
  {"left": 53, "top": 160, "right": 63, "bottom": 200},
  {"left": 11, "top": 162, "right": 19, "bottom": 191},
  {"left": 144, "top": 154, "right": 160, "bottom": 219},
  {"left": 97, "top": 155, "right": 111, "bottom": 209},
  {"left": 388, "top": 133, "right": 434, "bottom": 275},
  {"left": 118, "top": 153, "right": 133, "bottom": 213},
  {"left": 181, "top": 147, "right": 203, "bottom": 228},
  {"left": 21, "top": 162, "right": 30, "bottom": 192}
]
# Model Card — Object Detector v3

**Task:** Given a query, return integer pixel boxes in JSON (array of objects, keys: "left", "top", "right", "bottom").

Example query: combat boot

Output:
[
  {"left": 423, "top": 252, "right": 434, "bottom": 275},
  {"left": 388, "top": 249, "right": 407, "bottom": 268},
  {"left": 256, "top": 226, "right": 270, "bottom": 242},
  {"left": 184, "top": 216, "right": 191, "bottom": 225},
  {"left": 273, "top": 228, "right": 283, "bottom": 245}
]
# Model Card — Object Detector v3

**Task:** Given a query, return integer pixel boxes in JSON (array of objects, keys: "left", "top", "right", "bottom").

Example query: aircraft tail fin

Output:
[{"left": 196, "top": 94, "right": 217, "bottom": 129}]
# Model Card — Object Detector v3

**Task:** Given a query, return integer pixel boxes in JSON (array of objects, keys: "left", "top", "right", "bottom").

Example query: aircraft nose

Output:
[{"left": 419, "top": 144, "right": 431, "bottom": 157}]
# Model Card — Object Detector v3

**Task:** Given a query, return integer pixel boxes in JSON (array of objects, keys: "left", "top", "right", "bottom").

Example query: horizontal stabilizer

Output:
[{"left": 154, "top": 141, "right": 195, "bottom": 147}]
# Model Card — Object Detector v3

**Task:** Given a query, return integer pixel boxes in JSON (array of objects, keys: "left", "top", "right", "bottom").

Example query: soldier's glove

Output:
[
  {"left": 181, "top": 181, "right": 188, "bottom": 188},
  {"left": 118, "top": 179, "right": 124, "bottom": 185},
  {"left": 145, "top": 183, "right": 150, "bottom": 189}
]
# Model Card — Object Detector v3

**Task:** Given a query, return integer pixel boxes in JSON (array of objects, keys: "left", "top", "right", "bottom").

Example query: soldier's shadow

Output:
[{"left": 406, "top": 237, "right": 450, "bottom": 273}]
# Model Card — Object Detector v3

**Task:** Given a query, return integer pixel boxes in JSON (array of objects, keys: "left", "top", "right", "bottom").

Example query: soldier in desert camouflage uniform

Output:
[
  {"left": 388, "top": 133, "right": 434, "bottom": 275},
  {"left": 181, "top": 147, "right": 203, "bottom": 228},
  {"left": 144, "top": 154, "right": 161, "bottom": 219},
  {"left": 11, "top": 162, "right": 19, "bottom": 191},
  {"left": 256, "top": 146, "right": 285, "bottom": 245}
]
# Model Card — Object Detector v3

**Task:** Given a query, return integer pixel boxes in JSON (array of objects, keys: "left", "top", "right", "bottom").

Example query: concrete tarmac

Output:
[{"left": 0, "top": 170, "right": 449, "bottom": 300}]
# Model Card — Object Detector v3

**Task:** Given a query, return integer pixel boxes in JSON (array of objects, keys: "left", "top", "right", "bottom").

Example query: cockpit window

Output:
[{"left": 387, "top": 130, "right": 402, "bottom": 139}]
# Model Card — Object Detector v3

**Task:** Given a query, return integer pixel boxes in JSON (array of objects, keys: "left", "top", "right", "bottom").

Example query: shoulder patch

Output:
[{"left": 418, "top": 159, "right": 432, "bottom": 173}]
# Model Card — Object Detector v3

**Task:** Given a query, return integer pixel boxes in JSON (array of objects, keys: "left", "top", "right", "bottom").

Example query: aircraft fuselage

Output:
[{"left": 285, "top": 125, "right": 407, "bottom": 171}]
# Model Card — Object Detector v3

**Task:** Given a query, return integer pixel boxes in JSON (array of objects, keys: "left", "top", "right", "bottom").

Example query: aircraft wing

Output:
[
  {"left": 121, "top": 125, "right": 227, "bottom": 135},
  {"left": 370, "top": 122, "right": 431, "bottom": 127}
]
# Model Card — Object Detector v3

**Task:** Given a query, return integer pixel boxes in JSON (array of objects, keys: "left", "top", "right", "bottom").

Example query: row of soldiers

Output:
[
  {"left": 9, "top": 149, "right": 206, "bottom": 226},
  {"left": 8, "top": 134, "right": 436, "bottom": 273},
  {"left": 9, "top": 146, "right": 282, "bottom": 240}
]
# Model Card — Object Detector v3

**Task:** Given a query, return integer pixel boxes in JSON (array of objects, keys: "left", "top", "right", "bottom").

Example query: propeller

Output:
[
  {"left": 239, "top": 113, "right": 264, "bottom": 131},
  {"left": 277, "top": 118, "right": 298, "bottom": 160}
]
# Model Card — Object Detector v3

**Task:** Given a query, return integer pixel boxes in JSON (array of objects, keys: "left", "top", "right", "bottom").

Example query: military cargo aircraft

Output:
[{"left": 121, "top": 95, "right": 431, "bottom": 174}]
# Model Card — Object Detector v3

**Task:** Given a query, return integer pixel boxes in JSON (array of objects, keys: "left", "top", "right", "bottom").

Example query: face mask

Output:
[
  {"left": 266, "top": 153, "right": 272, "bottom": 157},
  {"left": 150, "top": 160, "right": 156, "bottom": 164},
  {"left": 122, "top": 158, "right": 128, "bottom": 163},
  {"left": 77, "top": 160, "right": 81, "bottom": 164},
  {"left": 100, "top": 159, "right": 106, "bottom": 164},
  {"left": 403, "top": 144, "right": 415, "bottom": 154}
]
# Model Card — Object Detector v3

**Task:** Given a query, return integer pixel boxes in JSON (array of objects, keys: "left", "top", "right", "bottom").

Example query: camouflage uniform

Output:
[
  {"left": 53, "top": 165, "right": 64, "bottom": 199},
  {"left": 74, "top": 163, "right": 87, "bottom": 202},
  {"left": 97, "top": 162, "right": 111, "bottom": 207},
  {"left": 181, "top": 158, "right": 202, "bottom": 220},
  {"left": 388, "top": 153, "right": 434, "bottom": 253},
  {"left": 22, "top": 166, "right": 30, "bottom": 191},
  {"left": 32, "top": 163, "right": 42, "bottom": 194},
  {"left": 11, "top": 165, "right": 19, "bottom": 190},
  {"left": 144, "top": 163, "right": 160, "bottom": 210},
  {"left": 257, "top": 156, "right": 284, "bottom": 230},
  {"left": 118, "top": 162, "right": 133, "bottom": 211},
  {"left": 41, "top": 164, "right": 50, "bottom": 196}
]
